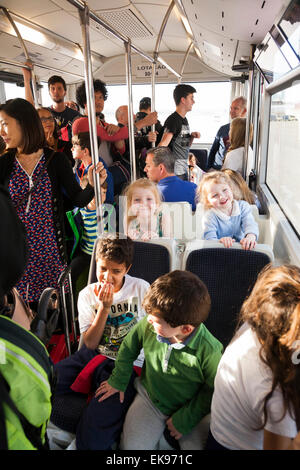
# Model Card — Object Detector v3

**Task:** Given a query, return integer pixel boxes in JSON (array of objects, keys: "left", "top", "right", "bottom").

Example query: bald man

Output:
[{"left": 207, "top": 96, "right": 247, "bottom": 170}]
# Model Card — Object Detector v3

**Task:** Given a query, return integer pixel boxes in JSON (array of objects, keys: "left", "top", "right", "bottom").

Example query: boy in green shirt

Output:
[{"left": 97, "top": 270, "right": 223, "bottom": 450}]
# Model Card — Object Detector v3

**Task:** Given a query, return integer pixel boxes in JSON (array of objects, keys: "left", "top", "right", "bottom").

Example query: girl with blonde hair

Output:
[
  {"left": 222, "top": 117, "right": 254, "bottom": 176},
  {"left": 197, "top": 171, "right": 259, "bottom": 249},
  {"left": 123, "top": 178, "right": 171, "bottom": 240}
]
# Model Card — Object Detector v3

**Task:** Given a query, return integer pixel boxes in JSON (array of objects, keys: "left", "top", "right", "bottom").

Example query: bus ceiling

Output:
[{"left": 0, "top": 0, "right": 293, "bottom": 86}]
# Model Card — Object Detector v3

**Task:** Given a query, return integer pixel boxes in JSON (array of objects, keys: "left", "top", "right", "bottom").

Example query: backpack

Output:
[{"left": 0, "top": 315, "right": 55, "bottom": 450}]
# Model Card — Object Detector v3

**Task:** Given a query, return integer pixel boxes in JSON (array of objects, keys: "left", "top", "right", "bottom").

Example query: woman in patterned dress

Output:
[{"left": 0, "top": 98, "right": 105, "bottom": 309}]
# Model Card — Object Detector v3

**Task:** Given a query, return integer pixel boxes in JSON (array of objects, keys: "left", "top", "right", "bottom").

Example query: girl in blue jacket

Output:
[{"left": 197, "top": 171, "right": 259, "bottom": 250}]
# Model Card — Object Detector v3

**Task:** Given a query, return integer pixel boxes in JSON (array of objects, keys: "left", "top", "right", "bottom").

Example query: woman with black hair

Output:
[{"left": 0, "top": 98, "right": 103, "bottom": 309}]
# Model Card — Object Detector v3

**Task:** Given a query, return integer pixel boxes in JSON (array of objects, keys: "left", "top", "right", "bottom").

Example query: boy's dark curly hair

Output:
[
  {"left": 76, "top": 79, "right": 108, "bottom": 109},
  {"left": 95, "top": 234, "right": 133, "bottom": 269}
]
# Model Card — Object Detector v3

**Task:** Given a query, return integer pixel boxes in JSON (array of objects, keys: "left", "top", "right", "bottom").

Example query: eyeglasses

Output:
[{"left": 40, "top": 116, "right": 54, "bottom": 122}]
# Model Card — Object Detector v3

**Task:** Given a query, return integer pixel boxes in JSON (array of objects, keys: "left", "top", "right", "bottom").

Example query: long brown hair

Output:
[
  {"left": 227, "top": 117, "right": 253, "bottom": 152},
  {"left": 221, "top": 169, "right": 255, "bottom": 204},
  {"left": 239, "top": 264, "right": 300, "bottom": 430}
]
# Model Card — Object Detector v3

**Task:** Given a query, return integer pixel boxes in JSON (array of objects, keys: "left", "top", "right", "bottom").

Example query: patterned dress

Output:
[{"left": 9, "top": 155, "right": 67, "bottom": 302}]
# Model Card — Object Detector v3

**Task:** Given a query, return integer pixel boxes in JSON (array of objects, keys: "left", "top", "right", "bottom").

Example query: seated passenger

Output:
[
  {"left": 198, "top": 171, "right": 259, "bottom": 250},
  {"left": 188, "top": 152, "right": 205, "bottom": 185},
  {"left": 221, "top": 168, "right": 261, "bottom": 209},
  {"left": 52, "top": 234, "right": 150, "bottom": 450},
  {"left": 144, "top": 146, "right": 197, "bottom": 211},
  {"left": 222, "top": 117, "right": 254, "bottom": 176},
  {"left": 206, "top": 264, "right": 300, "bottom": 450},
  {"left": 123, "top": 178, "right": 172, "bottom": 240},
  {"left": 98, "top": 270, "right": 223, "bottom": 450}
]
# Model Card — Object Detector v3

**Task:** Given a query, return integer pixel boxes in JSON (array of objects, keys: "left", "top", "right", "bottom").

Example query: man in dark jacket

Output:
[{"left": 207, "top": 96, "right": 247, "bottom": 170}]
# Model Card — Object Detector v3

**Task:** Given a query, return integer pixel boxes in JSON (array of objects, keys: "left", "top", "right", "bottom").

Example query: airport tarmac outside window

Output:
[{"left": 266, "top": 81, "right": 300, "bottom": 235}]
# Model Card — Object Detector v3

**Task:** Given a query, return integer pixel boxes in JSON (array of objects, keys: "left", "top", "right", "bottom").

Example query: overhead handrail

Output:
[
  {"left": 151, "top": 0, "right": 179, "bottom": 142},
  {"left": 1, "top": 7, "right": 39, "bottom": 107},
  {"left": 67, "top": 0, "right": 155, "bottom": 64},
  {"left": 178, "top": 41, "right": 194, "bottom": 84},
  {"left": 0, "top": 57, "right": 85, "bottom": 80},
  {"left": 78, "top": 4, "right": 104, "bottom": 235}
]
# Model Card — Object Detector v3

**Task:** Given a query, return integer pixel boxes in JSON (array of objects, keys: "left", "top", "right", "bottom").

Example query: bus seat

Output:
[
  {"left": 161, "top": 202, "right": 195, "bottom": 241},
  {"left": 182, "top": 240, "right": 274, "bottom": 347},
  {"left": 190, "top": 148, "right": 208, "bottom": 171},
  {"left": 88, "top": 237, "right": 176, "bottom": 286}
]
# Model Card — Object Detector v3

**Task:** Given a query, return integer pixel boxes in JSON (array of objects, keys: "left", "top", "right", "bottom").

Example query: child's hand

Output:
[
  {"left": 166, "top": 417, "right": 182, "bottom": 440},
  {"left": 240, "top": 233, "right": 256, "bottom": 251},
  {"left": 219, "top": 237, "right": 235, "bottom": 248},
  {"left": 87, "top": 162, "right": 106, "bottom": 187},
  {"left": 95, "top": 380, "right": 124, "bottom": 403},
  {"left": 94, "top": 282, "right": 113, "bottom": 310}
]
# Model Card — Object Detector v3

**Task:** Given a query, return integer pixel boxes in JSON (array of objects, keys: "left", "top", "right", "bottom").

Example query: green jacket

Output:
[
  {"left": 108, "top": 316, "right": 223, "bottom": 435},
  {"left": 0, "top": 315, "right": 54, "bottom": 450}
]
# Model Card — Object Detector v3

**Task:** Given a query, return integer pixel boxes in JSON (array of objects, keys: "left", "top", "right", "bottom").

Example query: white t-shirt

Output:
[
  {"left": 222, "top": 146, "right": 254, "bottom": 176},
  {"left": 78, "top": 274, "right": 150, "bottom": 367},
  {"left": 210, "top": 323, "right": 297, "bottom": 450}
]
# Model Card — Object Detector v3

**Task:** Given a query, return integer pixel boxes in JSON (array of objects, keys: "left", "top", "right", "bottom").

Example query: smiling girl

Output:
[
  {"left": 197, "top": 171, "right": 259, "bottom": 250},
  {"left": 123, "top": 178, "right": 171, "bottom": 240}
]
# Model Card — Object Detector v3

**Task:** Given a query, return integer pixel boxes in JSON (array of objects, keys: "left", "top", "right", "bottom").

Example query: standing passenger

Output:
[
  {"left": 207, "top": 96, "right": 247, "bottom": 170},
  {"left": 0, "top": 98, "right": 101, "bottom": 308},
  {"left": 158, "top": 84, "right": 200, "bottom": 180}
]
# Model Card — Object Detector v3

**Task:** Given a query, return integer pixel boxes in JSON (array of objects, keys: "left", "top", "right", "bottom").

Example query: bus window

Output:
[
  {"left": 4, "top": 82, "right": 25, "bottom": 100},
  {"left": 106, "top": 81, "right": 231, "bottom": 144},
  {"left": 266, "top": 81, "right": 300, "bottom": 235}
]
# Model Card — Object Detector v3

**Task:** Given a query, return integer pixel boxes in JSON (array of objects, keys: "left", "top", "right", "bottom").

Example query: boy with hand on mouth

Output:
[{"left": 52, "top": 234, "right": 149, "bottom": 450}]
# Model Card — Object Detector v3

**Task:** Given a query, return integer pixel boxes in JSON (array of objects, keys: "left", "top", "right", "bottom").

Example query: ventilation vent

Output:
[{"left": 97, "top": 8, "right": 154, "bottom": 39}]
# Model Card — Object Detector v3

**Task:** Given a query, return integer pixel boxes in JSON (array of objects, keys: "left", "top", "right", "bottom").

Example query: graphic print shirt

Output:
[
  {"left": 162, "top": 111, "right": 191, "bottom": 175},
  {"left": 78, "top": 274, "right": 150, "bottom": 366}
]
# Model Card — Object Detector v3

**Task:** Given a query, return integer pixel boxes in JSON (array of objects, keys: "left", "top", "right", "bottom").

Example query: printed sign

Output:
[{"left": 136, "top": 63, "right": 168, "bottom": 78}]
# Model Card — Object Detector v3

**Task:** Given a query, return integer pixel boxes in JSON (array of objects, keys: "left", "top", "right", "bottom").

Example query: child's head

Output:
[
  {"left": 228, "top": 117, "right": 253, "bottom": 152},
  {"left": 143, "top": 270, "right": 211, "bottom": 337},
  {"left": 71, "top": 132, "right": 101, "bottom": 162},
  {"left": 221, "top": 169, "right": 255, "bottom": 205},
  {"left": 240, "top": 264, "right": 300, "bottom": 350},
  {"left": 101, "top": 180, "right": 108, "bottom": 203},
  {"left": 95, "top": 234, "right": 134, "bottom": 291},
  {"left": 197, "top": 171, "right": 233, "bottom": 211},
  {"left": 188, "top": 152, "right": 197, "bottom": 166},
  {"left": 239, "top": 264, "right": 300, "bottom": 428},
  {"left": 123, "top": 178, "right": 161, "bottom": 224}
]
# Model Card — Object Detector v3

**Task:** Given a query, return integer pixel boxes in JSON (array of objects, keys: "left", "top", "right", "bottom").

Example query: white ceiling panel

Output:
[{"left": 0, "top": 0, "right": 59, "bottom": 18}]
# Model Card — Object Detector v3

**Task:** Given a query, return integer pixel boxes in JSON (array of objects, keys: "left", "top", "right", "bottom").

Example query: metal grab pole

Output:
[
  {"left": 1, "top": 7, "right": 39, "bottom": 107},
  {"left": 78, "top": 5, "right": 104, "bottom": 235},
  {"left": 151, "top": 0, "right": 176, "bottom": 142},
  {"left": 243, "top": 45, "right": 255, "bottom": 181},
  {"left": 125, "top": 40, "right": 137, "bottom": 182}
]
